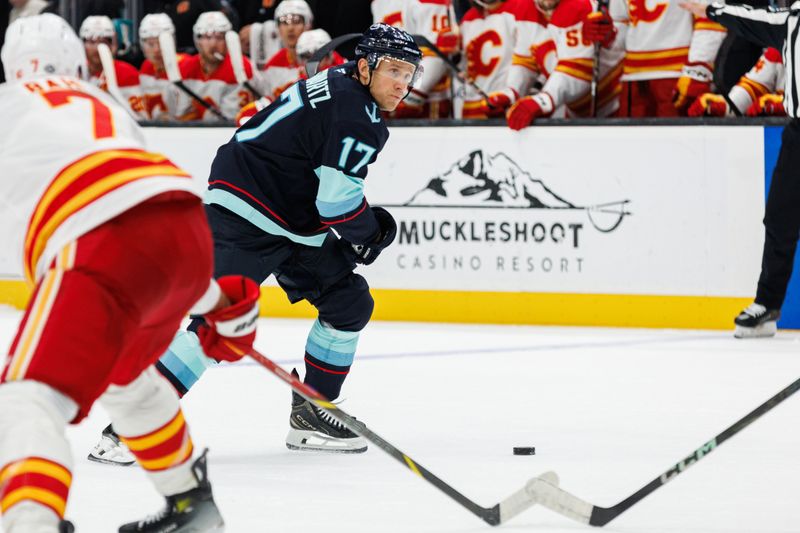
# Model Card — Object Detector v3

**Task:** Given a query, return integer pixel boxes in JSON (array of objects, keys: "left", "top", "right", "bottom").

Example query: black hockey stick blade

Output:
[
  {"left": 528, "top": 375, "right": 800, "bottom": 526},
  {"left": 305, "top": 33, "right": 363, "bottom": 77},
  {"left": 248, "top": 348, "right": 558, "bottom": 525}
]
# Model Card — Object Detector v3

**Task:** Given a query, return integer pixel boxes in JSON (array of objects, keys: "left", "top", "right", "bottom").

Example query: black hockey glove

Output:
[{"left": 352, "top": 207, "right": 397, "bottom": 265}]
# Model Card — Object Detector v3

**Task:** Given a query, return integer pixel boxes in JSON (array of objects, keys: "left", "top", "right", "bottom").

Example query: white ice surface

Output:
[{"left": 0, "top": 305, "right": 798, "bottom": 533}]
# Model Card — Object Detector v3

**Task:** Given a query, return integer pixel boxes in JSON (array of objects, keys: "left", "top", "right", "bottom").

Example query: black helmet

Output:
[{"left": 355, "top": 23, "right": 422, "bottom": 71}]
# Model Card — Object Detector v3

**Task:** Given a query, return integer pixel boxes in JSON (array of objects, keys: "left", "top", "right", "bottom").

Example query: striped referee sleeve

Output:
[{"left": 707, "top": 1, "right": 800, "bottom": 118}]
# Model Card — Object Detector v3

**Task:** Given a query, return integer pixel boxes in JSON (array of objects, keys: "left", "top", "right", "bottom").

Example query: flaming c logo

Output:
[
  {"left": 629, "top": 0, "right": 667, "bottom": 26},
  {"left": 466, "top": 30, "right": 502, "bottom": 78}
]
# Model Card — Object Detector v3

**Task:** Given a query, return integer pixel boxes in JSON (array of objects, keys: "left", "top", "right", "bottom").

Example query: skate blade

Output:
[
  {"left": 285, "top": 442, "right": 368, "bottom": 454},
  {"left": 286, "top": 430, "right": 368, "bottom": 454},
  {"left": 734, "top": 322, "right": 777, "bottom": 339},
  {"left": 86, "top": 453, "right": 136, "bottom": 467}
]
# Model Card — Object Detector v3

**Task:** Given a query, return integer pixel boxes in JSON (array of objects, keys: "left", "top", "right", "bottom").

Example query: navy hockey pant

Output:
[
  {"left": 756, "top": 120, "right": 800, "bottom": 310},
  {"left": 156, "top": 204, "right": 373, "bottom": 400}
]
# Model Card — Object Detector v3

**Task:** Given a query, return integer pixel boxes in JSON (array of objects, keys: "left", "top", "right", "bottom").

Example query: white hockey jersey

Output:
[
  {"left": 540, "top": 0, "right": 625, "bottom": 116},
  {"left": 509, "top": 0, "right": 555, "bottom": 99},
  {"left": 402, "top": 0, "right": 455, "bottom": 111},
  {"left": 609, "top": 0, "right": 727, "bottom": 81},
  {"left": 140, "top": 56, "right": 185, "bottom": 121},
  {"left": 729, "top": 47, "right": 785, "bottom": 114},
  {"left": 175, "top": 54, "right": 255, "bottom": 122},
  {"left": 0, "top": 76, "right": 198, "bottom": 283},
  {"left": 88, "top": 59, "right": 146, "bottom": 119},
  {"left": 372, "top": 0, "right": 407, "bottom": 26},
  {"left": 461, "top": 0, "right": 524, "bottom": 117},
  {"left": 258, "top": 48, "right": 304, "bottom": 100}
]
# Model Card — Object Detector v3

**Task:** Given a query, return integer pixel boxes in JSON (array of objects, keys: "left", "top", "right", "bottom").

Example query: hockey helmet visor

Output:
[{"left": 370, "top": 56, "right": 424, "bottom": 92}]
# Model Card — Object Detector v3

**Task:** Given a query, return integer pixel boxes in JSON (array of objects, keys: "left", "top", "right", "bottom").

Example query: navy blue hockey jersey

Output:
[{"left": 206, "top": 62, "right": 389, "bottom": 247}]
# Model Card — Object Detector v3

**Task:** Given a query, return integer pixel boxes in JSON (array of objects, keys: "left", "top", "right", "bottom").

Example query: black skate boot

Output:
[
  {"left": 734, "top": 303, "right": 780, "bottom": 338},
  {"left": 59, "top": 520, "right": 75, "bottom": 533},
  {"left": 118, "top": 450, "right": 224, "bottom": 533},
  {"left": 87, "top": 424, "right": 136, "bottom": 466},
  {"left": 285, "top": 370, "right": 367, "bottom": 453}
]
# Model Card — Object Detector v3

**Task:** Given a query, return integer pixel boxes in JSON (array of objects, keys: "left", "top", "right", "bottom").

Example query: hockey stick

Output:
[
  {"left": 590, "top": 0, "right": 609, "bottom": 117},
  {"left": 97, "top": 43, "right": 139, "bottom": 120},
  {"left": 249, "top": 22, "right": 266, "bottom": 70},
  {"left": 158, "top": 32, "right": 229, "bottom": 121},
  {"left": 225, "top": 30, "right": 265, "bottom": 99},
  {"left": 247, "top": 347, "right": 558, "bottom": 526},
  {"left": 305, "top": 32, "right": 362, "bottom": 77},
  {"left": 527, "top": 375, "right": 800, "bottom": 527},
  {"left": 411, "top": 34, "right": 493, "bottom": 103}
]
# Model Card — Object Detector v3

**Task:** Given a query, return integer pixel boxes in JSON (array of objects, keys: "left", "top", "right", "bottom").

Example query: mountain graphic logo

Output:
[{"left": 401, "top": 149, "right": 631, "bottom": 233}]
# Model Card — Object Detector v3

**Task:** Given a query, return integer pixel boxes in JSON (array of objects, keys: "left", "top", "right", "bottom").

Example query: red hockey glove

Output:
[
  {"left": 687, "top": 93, "right": 728, "bottom": 117},
  {"left": 197, "top": 276, "right": 260, "bottom": 362},
  {"left": 435, "top": 28, "right": 461, "bottom": 56},
  {"left": 506, "top": 93, "right": 554, "bottom": 131},
  {"left": 673, "top": 76, "right": 710, "bottom": 109},
  {"left": 582, "top": 9, "right": 616, "bottom": 47},
  {"left": 747, "top": 93, "right": 785, "bottom": 116},
  {"left": 487, "top": 89, "right": 518, "bottom": 111}
]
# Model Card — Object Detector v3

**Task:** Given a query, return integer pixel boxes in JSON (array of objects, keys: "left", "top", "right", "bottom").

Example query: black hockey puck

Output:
[{"left": 513, "top": 447, "right": 535, "bottom": 455}]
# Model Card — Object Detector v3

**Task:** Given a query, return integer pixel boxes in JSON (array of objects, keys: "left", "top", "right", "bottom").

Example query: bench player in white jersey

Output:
[
  {"left": 0, "top": 13, "right": 261, "bottom": 533},
  {"left": 395, "top": 0, "right": 459, "bottom": 118},
  {"left": 257, "top": 0, "right": 313, "bottom": 100},
  {"left": 80, "top": 15, "right": 146, "bottom": 119},
  {"left": 234, "top": 29, "right": 346, "bottom": 126},
  {"left": 176, "top": 11, "right": 255, "bottom": 122},
  {"left": 139, "top": 13, "right": 184, "bottom": 121},
  {"left": 372, "top": 0, "right": 408, "bottom": 26},
  {"left": 506, "top": 0, "right": 625, "bottom": 129},
  {"left": 583, "top": 0, "right": 726, "bottom": 116},
  {"left": 460, "top": 0, "right": 525, "bottom": 118},
  {"left": 689, "top": 47, "right": 785, "bottom": 116},
  {"left": 505, "top": 0, "right": 556, "bottom": 108}
]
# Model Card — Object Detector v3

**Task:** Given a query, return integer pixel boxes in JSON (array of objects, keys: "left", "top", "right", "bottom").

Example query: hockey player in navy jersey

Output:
[{"left": 87, "top": 23, "right": 424, "bottom": 461}]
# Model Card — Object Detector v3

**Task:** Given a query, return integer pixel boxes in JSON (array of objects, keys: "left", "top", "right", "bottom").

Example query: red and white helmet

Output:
[
  {"left": 2, "top": 13, "right": 87, "bottom": 81},
  {"left": 79, "top": 15, "right": 116, "bottom": 41},
  {"left": 139, "top": 13, "right": 175, "bottom": 42},
  {"left": 274, "top": 0, "right": 314, "bottom": 29},
  {"left": 193, "top": 11, "right": 232, "bottom": 37},
  {"left": 296, "top": 28, "right": 331, "bottom": 62}
]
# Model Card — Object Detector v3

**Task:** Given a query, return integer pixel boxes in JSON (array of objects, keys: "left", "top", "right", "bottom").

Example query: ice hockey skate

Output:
[
  {"left": 285, "top": 371, "right": 367, "bottom": 453},
  {"left": 87, "top": 424, "right": 136, "bottom": 466},
  {"left": 118, "top": 451, "right": 224, "bottom": 533},
  {"left": 734, "top": 303, "right": 780, "bottom": 338}
]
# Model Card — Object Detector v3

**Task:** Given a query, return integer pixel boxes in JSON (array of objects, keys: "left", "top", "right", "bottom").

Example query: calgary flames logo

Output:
[
  {"left": 466, "top": 30, "right": 502, "bottom": 78},
  {"left": 629, "top": 0, "right": 667, "bottom": 26}
]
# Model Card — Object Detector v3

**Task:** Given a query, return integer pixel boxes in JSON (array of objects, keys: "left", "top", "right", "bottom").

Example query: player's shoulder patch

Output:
[{"left": 551, "top": 0, "right": 592, "bottom": 27}]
